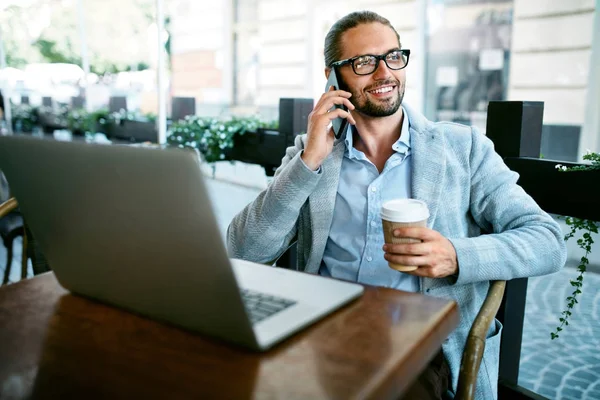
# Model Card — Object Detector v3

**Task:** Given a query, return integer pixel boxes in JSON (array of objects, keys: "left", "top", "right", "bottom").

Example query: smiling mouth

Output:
[{"left": 367, "top": 85, "right": 396, "bottom": 95}]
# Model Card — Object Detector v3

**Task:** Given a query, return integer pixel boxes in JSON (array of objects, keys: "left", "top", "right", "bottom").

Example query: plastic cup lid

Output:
[{"left": 380, "top": 199, "right": 430, "bottom": 223}]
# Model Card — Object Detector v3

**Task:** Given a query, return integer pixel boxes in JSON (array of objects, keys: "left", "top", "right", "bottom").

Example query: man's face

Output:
[{"left": 335, "top": 23, "right": 406, "bottom": 118}]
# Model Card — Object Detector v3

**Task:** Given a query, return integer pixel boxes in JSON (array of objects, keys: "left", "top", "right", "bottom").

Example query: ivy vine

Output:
[{"left": 551, "top": 151, "right": 600, "bottom": 339}]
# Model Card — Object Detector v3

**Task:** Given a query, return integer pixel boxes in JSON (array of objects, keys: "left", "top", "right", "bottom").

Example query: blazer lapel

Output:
[
  {"left": 410, "top": 124, "right": 446, "bottom": 226},
  {"left": 302, "top": 105, "right": 446, "bottom": 273},
  {"left": 305, "top": 141, "right": 345, "bottom": 274}
]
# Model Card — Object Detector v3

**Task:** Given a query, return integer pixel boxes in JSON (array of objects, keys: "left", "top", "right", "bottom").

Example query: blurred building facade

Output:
[{"left": 169, "top": 0, "right": 599, "bottom": 157}]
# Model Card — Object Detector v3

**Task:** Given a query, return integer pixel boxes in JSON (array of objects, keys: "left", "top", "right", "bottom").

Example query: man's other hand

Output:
[{"left": 382, "top": 227, "right": 458, "bottom": 279}]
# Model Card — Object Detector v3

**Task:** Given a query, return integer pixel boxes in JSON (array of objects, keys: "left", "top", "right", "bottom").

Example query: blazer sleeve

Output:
[
  {"left": 226, "top": 134, "right": 322, "bottom": 265},
  {"left": 449, "top": 127, "right": 567, "bottom": 285}
]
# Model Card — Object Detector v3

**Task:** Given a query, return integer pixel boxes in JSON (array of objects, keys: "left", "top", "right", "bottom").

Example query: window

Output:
[
  {"left": 424, "top": 0, "right": 514, "bottom": 133},
  {"left": 232, "top": 0, "right": 259, "bottom": 106}
]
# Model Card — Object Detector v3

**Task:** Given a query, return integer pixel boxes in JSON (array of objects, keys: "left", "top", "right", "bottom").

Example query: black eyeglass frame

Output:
[{"left": 329, "top": 49, "right": 411, "bottom": 76}]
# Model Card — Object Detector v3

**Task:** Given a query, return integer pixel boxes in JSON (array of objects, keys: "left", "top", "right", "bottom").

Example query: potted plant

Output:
[
  {"left": 89, "top": 108, "right": 112, "bottom": 135},
  {"left": 38, "top": 104, "right": 68, "bottom": 132},
  {"left": 551, "top": 150, "right": 599, "bottom": 339},
  {"left": 11, "top": 103, "right": 39, "bottom": 133},
  {"left": 108, "top": 109, "right": 159, "bottom": 143},
  {"left": 66, "top": 109, "right": 93, "bottom": 136},
  {"left": 167, "top": 115, "right": 279, "bottom": 164}
]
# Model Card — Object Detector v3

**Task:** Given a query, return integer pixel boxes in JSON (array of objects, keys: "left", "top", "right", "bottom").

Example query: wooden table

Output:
[{"left": 0, "top": 273, "right": 459, "bottom": 399}]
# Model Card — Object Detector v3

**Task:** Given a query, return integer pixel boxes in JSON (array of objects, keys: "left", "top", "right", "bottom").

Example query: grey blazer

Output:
[{"left": 227, "top": 104, "right": 567, "bottom": 399}]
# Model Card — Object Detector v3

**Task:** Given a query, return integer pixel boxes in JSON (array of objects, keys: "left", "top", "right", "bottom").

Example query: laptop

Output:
[{"left": 0, "top": 135, "right": 363, "bottom": 351}]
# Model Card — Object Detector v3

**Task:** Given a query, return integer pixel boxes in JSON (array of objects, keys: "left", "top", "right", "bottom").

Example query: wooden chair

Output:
[
  {"left": 0, "top": 197, "right": 50, "bottom": 284},
  {"left": 0, "top": 198, "right": 26, "bottom": 284},
  {"left": 456, "top": 280, "right": 506, "bottom": 399}
]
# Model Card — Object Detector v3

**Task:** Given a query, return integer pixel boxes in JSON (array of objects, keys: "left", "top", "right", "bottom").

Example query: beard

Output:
[{"left": 341, "top": 77, "right": 405, "bottom": 117}]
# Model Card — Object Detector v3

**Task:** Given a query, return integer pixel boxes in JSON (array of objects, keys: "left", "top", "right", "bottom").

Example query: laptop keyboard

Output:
[{"left": 240, "top": 289, "right": 297, "bottom": 324}]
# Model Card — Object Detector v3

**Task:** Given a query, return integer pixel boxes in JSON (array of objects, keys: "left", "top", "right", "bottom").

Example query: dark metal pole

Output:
[{"left": 486, "top": 101, "right": 544, "bottom": 389}]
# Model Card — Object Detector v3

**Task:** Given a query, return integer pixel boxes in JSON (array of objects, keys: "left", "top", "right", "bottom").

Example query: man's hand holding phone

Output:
[{"left": 302, "top": 86, "right": 356, "bottom": 171}]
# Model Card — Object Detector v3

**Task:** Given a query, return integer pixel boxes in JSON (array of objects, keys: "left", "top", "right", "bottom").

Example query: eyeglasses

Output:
[{"left": 330, "top": 49, "right": 410, "bottom": 76}]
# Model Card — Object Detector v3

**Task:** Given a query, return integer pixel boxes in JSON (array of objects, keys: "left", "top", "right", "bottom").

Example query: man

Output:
[{"left": 227, "top": 11, "right": 566, "bottom": 400}]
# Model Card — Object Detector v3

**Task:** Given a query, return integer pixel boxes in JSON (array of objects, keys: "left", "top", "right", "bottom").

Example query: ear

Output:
[{"left": 325, "top": 67, "right": 331, "bottom": 79}]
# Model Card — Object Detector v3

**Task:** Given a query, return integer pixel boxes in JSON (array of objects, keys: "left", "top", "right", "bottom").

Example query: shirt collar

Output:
[{"left": 344, "top": 106, "right": 411, "bottom": 159}]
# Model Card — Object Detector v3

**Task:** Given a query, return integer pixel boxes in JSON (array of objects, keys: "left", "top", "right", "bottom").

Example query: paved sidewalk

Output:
[
  {"left": 1, "top": 177, "right": 598, "bottom": 400},
  {"left": 519, "top": 267, "right": 600, "bottom": 400}
]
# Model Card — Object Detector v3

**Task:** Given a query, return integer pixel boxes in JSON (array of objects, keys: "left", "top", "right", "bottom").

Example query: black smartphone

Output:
[{"left": 325, "top": 68, "right": 349, "bottom": 139}]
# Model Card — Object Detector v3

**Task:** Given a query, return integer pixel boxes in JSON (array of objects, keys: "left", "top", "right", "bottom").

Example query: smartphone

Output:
[{"left": 325, "top": 68, "right": 349, "bottom": 139}]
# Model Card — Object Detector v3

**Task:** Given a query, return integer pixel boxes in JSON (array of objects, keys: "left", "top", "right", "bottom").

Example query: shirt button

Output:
[
  {"left": 370, "top": 221, "right": 377, "bottom": 227},
  {"left": 367, "top": 256, "right": 373, "bottom": 262},
  {"left": 371, "top": 187, "right": 377, "bottom": 192}
]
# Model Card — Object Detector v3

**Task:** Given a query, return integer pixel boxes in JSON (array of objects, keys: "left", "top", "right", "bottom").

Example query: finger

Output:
[
  {"left": 384, "top": 253, "right": 430, "bottom": 268},
  {"left": 314, "top": 89, "right": 352, "bottom": 111},
  {"left": 314, "top": 97, "right": 356, "bottom": 116},
  {"left": 383, "top": 242, "right": 431, "bottom": 256},
  {"left": 393, "top": 227, "right": 437, "bottom": 241},
  {"left": 402, "top": 266, "right": 434, "bottom": 278},
  {"left": 319, "top": 119, "right": 337, "bottom": 137},
  {"left": 323, "top": 108, "right": 357, "bottom": 125},
  {"left": 324, "top": 89, "right": 352, "bottom": 98},
  {"left": 313, "top": 94, "right": 355, "bottom": 116}
]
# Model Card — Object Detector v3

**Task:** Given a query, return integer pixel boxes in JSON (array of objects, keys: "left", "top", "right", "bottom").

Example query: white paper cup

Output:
[{"left": 381, "top": 199, "right": 430, "bottom": 272}]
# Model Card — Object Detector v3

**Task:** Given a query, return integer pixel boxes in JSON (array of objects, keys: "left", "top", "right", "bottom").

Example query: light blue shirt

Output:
[{"left": 318, "top": 108, "right": 419, "bottom": 292}]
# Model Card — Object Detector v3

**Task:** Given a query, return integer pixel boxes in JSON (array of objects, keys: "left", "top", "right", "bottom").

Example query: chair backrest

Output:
[
  {"left": 24, "top": 222, "right": 51, "bottom": 275},
  {"left": 0, "top": 171, "right": 9, "bottom": 203},
  {"left": 42, "top": 97, "right": 53, "bottom": 107},
  {"left": 486, "top": 101, "right": 600, "bottom": 399},
  {"left": 1, "top": 178, "right": 52, "bottom": 276},
  {"left": 109, "top": 96, "right": 128, "bottom": 113},
  {"left": 172, "top": 97, "right": 196, "bottom": 123},
  {"left": 71, "top": 96, "right": 86, "bottom": 109}
]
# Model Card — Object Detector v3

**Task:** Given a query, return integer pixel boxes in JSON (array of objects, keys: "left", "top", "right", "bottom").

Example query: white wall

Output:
[
  {"left": 169, "top": 0, "right": 231, "bottom": 105},
  {"left": 507, "top": 0, "right": 596, "bottom": 127},
  {"left": 580, "top": 6, "right": 600, "bottom": 156},
  {"left": 255, "top": 0, "right": 422, "bottom": 110}
]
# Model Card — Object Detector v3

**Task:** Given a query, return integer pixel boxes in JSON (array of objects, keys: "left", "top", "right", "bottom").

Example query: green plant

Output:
[
  {"left": 143, "top": 112, "right": 157, "bottom": 123},
  {"left": 89, "top": 108, "right": 112, "bottom": 127},
  {"left": 66, "top": 109, "right": 93, "bottom": 133},
  {"left": 66, "top": 108, "right": 113, "bottom": 134},
  {"left": 11, "top": 103, "right": 39, "bottom": 132},
  {"left": 109, "top": 109, "right": 157, "bottom": 124},
  {"left": 34, "top": 38, "right": 81, "bottom": 66},
  {"left": 167, "top": 115, "right": 278, "bottom": 163},
  {"left": 551, "top": 151, "right": 600, "bottom": 339},
  {"left": 261, "top": 119, "right": 279, "bottom": 130},
  {"left": 36, "top": 104, "right": 69, "bottom": 129}
]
